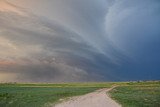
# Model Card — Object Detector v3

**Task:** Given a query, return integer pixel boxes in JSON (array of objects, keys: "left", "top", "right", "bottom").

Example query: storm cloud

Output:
[{"left": 0, "top": 0, "right": 160, "bottom": 82}]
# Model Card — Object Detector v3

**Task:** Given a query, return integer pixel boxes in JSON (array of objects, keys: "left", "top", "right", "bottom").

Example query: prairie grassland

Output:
[
  {"left": 109, "top": 81, "right": 160, "bottom": 107},
  {"left": 0, "top": 82, "right": 112, "bottom": 107},
  {"left": 0, "top": 81, "right": 159, "bottom": 107}
]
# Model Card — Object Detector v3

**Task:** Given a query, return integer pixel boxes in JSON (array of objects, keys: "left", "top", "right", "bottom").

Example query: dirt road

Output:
[{"left": 54, "top": 87, "right": 121, "bottom": 107}]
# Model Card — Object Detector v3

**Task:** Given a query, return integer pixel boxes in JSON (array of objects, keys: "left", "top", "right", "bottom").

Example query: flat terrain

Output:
[
  {"left": 0, "top": 81, "right": 159, "bottom": 107},
  {"left": 0, "top": 83, "right": 111, "bottom": 107},
  {"left": 54, "top": 86, "right": 121, "bottom": 107},
  {"left": 109, "top": 81, "right": 160, "bottom": 107}
]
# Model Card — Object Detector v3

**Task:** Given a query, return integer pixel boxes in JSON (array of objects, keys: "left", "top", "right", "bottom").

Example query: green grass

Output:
[
  {"left": 0, "top": 81, "right": 159, "bottom": 107},
  {"left": 109, "top": 81, "right": 160, "bottom": 107},
  {"left": 0, "top": 83, "right": 112, "bottom": 107}
]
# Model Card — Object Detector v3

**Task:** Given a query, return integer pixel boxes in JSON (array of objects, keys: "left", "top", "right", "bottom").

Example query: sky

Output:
[{"left": 0, "top": 0, "right": 160, "bottom": 82}]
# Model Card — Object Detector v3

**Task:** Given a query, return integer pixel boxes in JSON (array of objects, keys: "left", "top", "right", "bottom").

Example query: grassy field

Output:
[
  {"left": 0, "top": 83, "right": 112, "bottom": 107},
  {"left": 0, "top": 81, "right": 159, "bottom": 107},
  {"left": 109, "top": 81, "right": 160, "bottom": 107}
]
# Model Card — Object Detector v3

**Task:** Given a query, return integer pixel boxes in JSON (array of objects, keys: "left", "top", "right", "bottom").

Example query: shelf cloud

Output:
[{"left": 0, "top": 0, "right": 160, "bottom": 82}]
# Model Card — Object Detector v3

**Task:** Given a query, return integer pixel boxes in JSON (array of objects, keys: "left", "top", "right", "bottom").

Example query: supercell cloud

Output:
[{"left": 0, "top": 0, "right": 160, "bottom": 82}]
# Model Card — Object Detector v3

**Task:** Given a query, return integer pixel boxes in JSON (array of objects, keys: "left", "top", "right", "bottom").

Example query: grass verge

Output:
[{"left": 109, "top": 81, "right": 160, "bottom": 107}]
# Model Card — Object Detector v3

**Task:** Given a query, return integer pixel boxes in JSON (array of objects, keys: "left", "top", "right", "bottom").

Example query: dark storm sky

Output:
[{"left": 0, "top": 0, "right": 160, "bottom": 82}]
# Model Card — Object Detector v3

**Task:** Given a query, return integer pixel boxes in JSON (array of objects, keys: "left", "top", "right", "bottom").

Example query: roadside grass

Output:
[
  {"left": 109, "top": 81, "right": 160, "bottom": 107},
  {"left": 0, "top": 81, "right": 159, "bottom": 107},
  {"left": 0, "top": 83, "right": 112, "bottom": 107}
]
